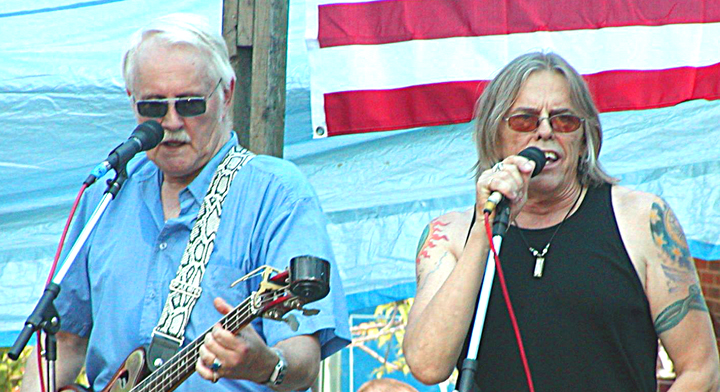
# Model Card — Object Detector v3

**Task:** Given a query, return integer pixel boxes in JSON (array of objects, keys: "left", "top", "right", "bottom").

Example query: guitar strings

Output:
[
  {"left": 132, "top": 289, "right": 288, "bottom": 391},
  {"left": 137, "top": 296, "right": 255, "bottom": 391},
  {"left": 140, "top": 296, "right": 259, "bottom": 391}
]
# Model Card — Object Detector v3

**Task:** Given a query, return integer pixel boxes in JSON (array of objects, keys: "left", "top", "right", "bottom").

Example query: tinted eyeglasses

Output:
[
  {"left": 503, "top": 113, "right": 585, "bottom": 133},
  {"left": 134, "top": 80, "right": 222, "bottom": 118}
]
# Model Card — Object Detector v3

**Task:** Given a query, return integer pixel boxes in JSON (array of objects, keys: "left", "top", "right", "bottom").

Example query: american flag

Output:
[{"left": 306, "top": 0, "right": 720, "bottom": 137}]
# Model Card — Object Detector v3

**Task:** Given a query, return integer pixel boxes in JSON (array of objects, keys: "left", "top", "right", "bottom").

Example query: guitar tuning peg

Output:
[
  {"left": 282, "top": 314, "right": 299, "bottom": 332},
  {"left": 301, "top": 309, "right": 320, "bottom": 316}
]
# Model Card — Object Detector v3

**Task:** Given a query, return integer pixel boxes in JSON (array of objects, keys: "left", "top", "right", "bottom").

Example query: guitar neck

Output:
[{"left": 131, "top": 297, "right": 256, "bottom": 392}]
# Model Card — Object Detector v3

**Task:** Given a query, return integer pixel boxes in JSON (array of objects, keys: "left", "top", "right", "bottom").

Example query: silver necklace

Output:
[{"left": 515, "top": 187, "right": 583, "bottom": 278}]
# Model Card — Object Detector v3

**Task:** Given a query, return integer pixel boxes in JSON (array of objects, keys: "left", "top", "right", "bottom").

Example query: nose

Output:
[
  {"left": 161, "top": 101, "right": 184, "bottom": 131},
  {"left": 535, "top": 116, "right": 554, "bottom": 140}
]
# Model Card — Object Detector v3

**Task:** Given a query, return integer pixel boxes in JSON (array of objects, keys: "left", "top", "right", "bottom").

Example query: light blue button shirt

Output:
[{"left": 56, "top": 133, "right": 350, "bottom": 391}]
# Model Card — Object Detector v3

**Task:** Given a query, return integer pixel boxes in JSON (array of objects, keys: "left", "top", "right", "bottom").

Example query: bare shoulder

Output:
[
  {"left": 612, "top": 185, "right": 697, "bottom": 289},
  {"left": 413, "top": 208, "right": 475, "bottom": 301},
  {"left": 612, "top": 185, "right": 683, "bottom": 241},
  {"left": 415, "top": 208, "right": 474, "bottom": 263},
  {"left": 611, "top": 185, "right": 659, "bottom": 217},
  {"left": 611, "top": 185, "right": 667, "bottom": 285},
  {"left": 612, "top": 184, "right": 659, "bottom": 231}
]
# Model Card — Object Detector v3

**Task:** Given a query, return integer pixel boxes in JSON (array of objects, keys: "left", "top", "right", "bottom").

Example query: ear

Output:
[
  {"left": 126, "top": 88, "right": 138, "bottom": 115},
  {"left": 223, "top": 78, "right": 235, "bottom": 109}
]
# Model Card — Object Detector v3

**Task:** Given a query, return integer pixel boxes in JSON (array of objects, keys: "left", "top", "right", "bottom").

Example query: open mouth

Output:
[
  {"left": 161, "top": 140, "right": 187, "bottom": 147},
  {"left": 544, "top": 151, "right": 559, "bottom": 163}
]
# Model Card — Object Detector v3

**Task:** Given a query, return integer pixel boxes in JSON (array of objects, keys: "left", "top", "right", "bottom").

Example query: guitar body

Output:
[{"left": 59, "top": 348, "right": 150, "bottom": 392}]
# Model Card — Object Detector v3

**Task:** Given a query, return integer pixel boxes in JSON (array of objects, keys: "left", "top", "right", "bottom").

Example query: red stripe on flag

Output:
[
  {"left": 318, "top": 0, "right": 720, "bottom": 48},
  {"left": 323, "top": 63, "right": 720, "bottom": 136},
  {"left": 324, "top": 81, "right": 487, "bottom": 136},
  {"left": 586, "top": 64, "right": 720, "bottom": 112}
]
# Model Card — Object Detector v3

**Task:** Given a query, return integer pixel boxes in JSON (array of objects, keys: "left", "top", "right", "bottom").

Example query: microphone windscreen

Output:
[
  {"left": 518, "top": 147, "right": 546, "bottom": 177},
  {"left": 132, "top": 120, "right": 164, "bottom": 151}
]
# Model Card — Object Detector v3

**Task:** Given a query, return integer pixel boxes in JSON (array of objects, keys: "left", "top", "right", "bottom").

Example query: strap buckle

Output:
[
  {"left": 147, "top": 330, "right": 183, "bottom": 371},
  {"left": 169, "top": 278, "right": 203, "bottom": 298}
]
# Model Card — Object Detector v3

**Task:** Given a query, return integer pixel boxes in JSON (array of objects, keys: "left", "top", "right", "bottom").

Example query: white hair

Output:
[{"left": 122, "top": 13, "right": 235, "bottom": 94}]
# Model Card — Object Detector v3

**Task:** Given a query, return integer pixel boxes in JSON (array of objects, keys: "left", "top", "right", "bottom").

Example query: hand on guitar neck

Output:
[
  {"left": 195, "top": 298, "right": 289, "bottom": 385},
  {"left": 196, "top": 297, "right": 321, "bottom": 389}
]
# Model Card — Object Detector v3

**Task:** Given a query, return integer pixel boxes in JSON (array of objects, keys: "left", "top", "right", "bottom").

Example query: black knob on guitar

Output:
[{"left": 289, "top": 256, "right": 330, "bottom": 302}]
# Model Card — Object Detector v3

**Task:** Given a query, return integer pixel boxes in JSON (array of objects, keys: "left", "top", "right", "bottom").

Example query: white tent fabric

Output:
[{"left": 1, "top": 0, "right": 719, "bottom": 349}]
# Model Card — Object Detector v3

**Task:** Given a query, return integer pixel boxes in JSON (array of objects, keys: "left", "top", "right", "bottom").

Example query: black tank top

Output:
[{"left": 459, "top": 183, "right": 658, "bottom": 391}]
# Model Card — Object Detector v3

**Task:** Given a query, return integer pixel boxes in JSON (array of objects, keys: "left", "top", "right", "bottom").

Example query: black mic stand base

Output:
[{"left": 8, "top": 283, "right": 61, "bottom": 391}]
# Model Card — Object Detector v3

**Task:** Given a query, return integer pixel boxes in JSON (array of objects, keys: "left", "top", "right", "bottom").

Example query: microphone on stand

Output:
[
  {"left": 85, "top": 120, "right": 164, "bottom": 185},
  {"left": 9, "top": 122, "right": 164, "bottom": 381},
  {"left": 455, "top": 146, "right": 548, "bottom": 392}
]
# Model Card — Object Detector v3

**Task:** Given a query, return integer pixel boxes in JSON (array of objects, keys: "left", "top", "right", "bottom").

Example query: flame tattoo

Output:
[{"left": 416, "top": 220, "right": 449, "bottom": 263}]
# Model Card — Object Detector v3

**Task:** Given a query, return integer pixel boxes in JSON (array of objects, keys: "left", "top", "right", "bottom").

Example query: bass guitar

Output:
[{"left": 60, "top": 255, "right": 330, "bottom": 392}]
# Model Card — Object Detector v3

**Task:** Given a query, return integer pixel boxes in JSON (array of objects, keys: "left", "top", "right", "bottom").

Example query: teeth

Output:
[{"left": 544, "top": 151, "right": 558, "bottom": 161}]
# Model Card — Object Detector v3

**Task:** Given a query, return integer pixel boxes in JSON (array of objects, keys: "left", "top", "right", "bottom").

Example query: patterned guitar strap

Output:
[{"left": 147, "top": 144, "right": 255, "bottom": 371}]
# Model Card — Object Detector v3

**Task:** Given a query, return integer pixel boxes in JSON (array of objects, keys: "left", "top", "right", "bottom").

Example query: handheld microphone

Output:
[
  {"left": 86, "top": 120, "right": 164, "bottom": 184},
  {"left": 482, "top": 146, "right": 546, "bottom": 214}
]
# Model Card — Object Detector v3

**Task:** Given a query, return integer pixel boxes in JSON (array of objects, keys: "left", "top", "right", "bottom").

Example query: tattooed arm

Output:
[
  {"left": 403, "top": 211, "right": 491, "bottom": 385},
  {"left": 648, "top": 198, "right": 720, "bottom": 391},
  {"left": 616, "top": 188, "right": 719, "bottom": 391},
  {"left": 404, "top": 155, "right": 535, "bottom": 385}
]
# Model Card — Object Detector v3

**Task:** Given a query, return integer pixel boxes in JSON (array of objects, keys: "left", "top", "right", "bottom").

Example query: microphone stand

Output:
[
  {"left": 7, "top": 168, "right": 128, "bottom": 391},
  {"left": 454, "top": 201, "right": 511, "bottom": 392}
]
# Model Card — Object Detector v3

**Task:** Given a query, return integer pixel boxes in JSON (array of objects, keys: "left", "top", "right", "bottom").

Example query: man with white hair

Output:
[{"left": 21, "top": 13, "right": 350, "bottom": 391}]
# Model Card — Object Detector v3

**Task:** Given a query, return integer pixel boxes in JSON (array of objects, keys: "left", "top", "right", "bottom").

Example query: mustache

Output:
[{"left": 161, "top": 130, "right": 191, "bottom": 144}]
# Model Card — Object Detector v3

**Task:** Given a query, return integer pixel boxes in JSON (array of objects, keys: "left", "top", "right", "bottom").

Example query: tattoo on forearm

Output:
[
  {"left": 649, "top": 201, "right": 697, "bottom": 291},
  {"left": 415, "top": 220, "right": 449, "bottom": 263},
  {"left": 654, "top": 283, "right": 708, "bottom": 334}
]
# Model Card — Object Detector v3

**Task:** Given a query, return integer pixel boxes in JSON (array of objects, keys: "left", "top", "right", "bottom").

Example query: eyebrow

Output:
[
  {"left": 137, "top": 94, "right": 205, "bottom": 101},
  {"left": 510, "top": 107, "right": 575, "bottom": 116}
]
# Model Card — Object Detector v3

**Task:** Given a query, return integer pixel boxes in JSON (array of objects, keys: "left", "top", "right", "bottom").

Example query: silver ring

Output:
[
  {"left": 492, "top": 162, "right": 504, "bottom": 172},
  {"left": 211, "top": 358, "right": 223, "bottom": 372}
]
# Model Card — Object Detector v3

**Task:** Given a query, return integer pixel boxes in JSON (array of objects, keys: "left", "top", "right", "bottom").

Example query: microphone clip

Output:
[{"left": 492, "top": 198, "right": 511, "bottom": 236}]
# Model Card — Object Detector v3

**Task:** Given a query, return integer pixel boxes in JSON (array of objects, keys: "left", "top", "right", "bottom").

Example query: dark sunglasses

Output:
[
  {"left": 134, "top": 80, "right": 222, "bottom": 118},
  {"left": 503, "top": 113, "right": 585, "bottom": 133}
]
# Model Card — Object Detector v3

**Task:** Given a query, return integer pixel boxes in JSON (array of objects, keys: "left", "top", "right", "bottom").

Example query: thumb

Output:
[
  {"left": 213, "top": 297, "right": 233, "bottom": 315},
  {"left": 519, "top": 159, "right": 536, "bottom": 177}
]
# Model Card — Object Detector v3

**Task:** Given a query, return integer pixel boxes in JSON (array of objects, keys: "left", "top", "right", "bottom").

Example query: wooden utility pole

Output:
[{"left": 223, "top": 0, "right": 289, "bottom": 158}]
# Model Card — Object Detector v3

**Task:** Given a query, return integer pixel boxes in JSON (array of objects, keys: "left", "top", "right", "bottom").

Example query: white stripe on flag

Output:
[{"left": 310, "top": 22, "right": 720, "bottom": 93}]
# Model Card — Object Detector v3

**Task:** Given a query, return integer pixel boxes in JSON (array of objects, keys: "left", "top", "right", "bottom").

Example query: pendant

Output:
[{"left": 533, "top": 256, "right": 545, "bottom": 278}]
